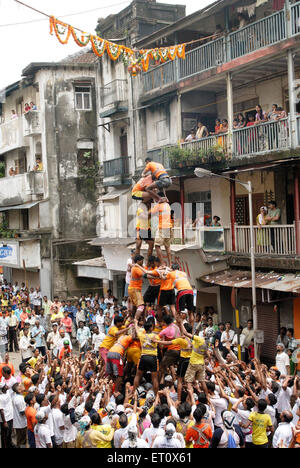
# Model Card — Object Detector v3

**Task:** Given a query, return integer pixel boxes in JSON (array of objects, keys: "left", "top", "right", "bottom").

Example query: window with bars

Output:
[{"left": 74, "top": 86, "right": 92, "bottom": 110}]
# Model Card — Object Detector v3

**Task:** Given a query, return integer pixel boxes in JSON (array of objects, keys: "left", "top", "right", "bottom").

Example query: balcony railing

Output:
[
  {"left": 103, "top": 156, "right": 131, "bottom": 178},
  {"left": 234, "top": 224, "right": 296, "bottom": 255},
  {"left": 23, "top": 111, "right": 41, "bottom": 136},
  {"left": 0, "top": 171, "right": 45, "bottom": 207},
  {"left": 181, "top": 133, "right": 228, "bottom": 153},
  {"left": 0, "top": 117, "right": 27, "bottom": 154},
  {"left": 142, "top": 4, "right": 297, "bottom": 92},
  {"left": 229, "top": 10, "right": 286, "bottom": 60},
  {"left": 178, "top": 37, "right": 225, "bottom": 80},
  {"left": 232, "top": 118, "right": 289, "bottom": 157},
  {"left": 101, "top": 80, "right": 128, "bottom": 108},
  {"left": 171, "top": 224, "right": 296, "bottom": 256}
]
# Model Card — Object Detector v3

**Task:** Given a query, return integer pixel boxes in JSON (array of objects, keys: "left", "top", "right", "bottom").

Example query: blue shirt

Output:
[{"left": 31, "top": 325, "right": 46, "bottom": 347}]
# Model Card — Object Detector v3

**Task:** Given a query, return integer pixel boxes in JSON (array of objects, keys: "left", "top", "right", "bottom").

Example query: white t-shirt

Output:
[
  {"left": 52, "top": 408, "right": 65, "bottom": 445},
  {"left": 236, "top": 408, "right": 252, "bottom": 443},
  {"left": 275, "top": 352, "right": 290, "bottom": 376},
  {"left": 125, "top": 258, "right": 133, "bottom": 284},
  {"left": 19, "top": 335, "right": 33, "bottom": 360},
  {"left": 0, "top": 392, "right": 14, "bottom": 422},
  {"left": 34, "top": 423, "right": 52, "bottom": 448},
  {"left": 114, "top": 427, "right": 128, "bottom": 448},
  {"left": 96, "top": 314, "right": 105, "bottom": 333},
  {"left": 142, "top": 427, "right": 165, "bottom": 447},
  {"left": 92, "top": 332, "right": 105, "bottom": 351},
  {"left": 210, "top": 396, "right": 228, "bottom": 427},
  {"left": 0, "top": 375, "right": 17, "bottom": 392},
  {"left": 12, "top": 393, "right": 27, "bottom": 429},
  {"left": 221, "top": 329, "right": 235, "bottom": 344},
  {"left": 63, "top": 414, "right": 77, "bottom": 443},
  {"left": 277, "top": 386, "right": 292, "bottom": 414},
  {"left": 152, "top": 435, "right": 182, "bottom": 448},
  {"left": 121, "top": 437, "right": 149, "bottom": 448}
]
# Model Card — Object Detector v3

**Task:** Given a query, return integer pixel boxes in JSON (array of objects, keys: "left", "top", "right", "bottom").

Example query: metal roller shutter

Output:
[{"left": 257, "top": 304, "right": 279, "bottom": 364}]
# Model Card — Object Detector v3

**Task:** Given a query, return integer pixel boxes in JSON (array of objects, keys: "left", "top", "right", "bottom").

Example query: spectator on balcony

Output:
[
  {"left": 233, "top": 118, "right": 239, "bottom": 129},
  {"left": 33, "top": 157, "right": 43, "bottom": 172},
  {"left": 266, "top": 200, "right": 281, "bottom": 251},
  {"left": 276, "top": 107, "right": 287, "bottom": 120},
  {"left": 210, "top": 118, "right": 221, "bottom": 136},
  {"left": 268, "top": 104, "right": 279, "bottom": 121},
  {"left": 237, "top": 113, "right": 246, "bottom": 128},
  {"left": 185, "top": 129, "right": 196, "bottom": 142},
  {"left": 255, "top": 105, "right": 268, "bottom": 124},
  {"left": 10, "top": 110, "right": 17, "bottom": 120},
  {"left": 192, "top": 211, "right": 204, "bottom": 228},
  {"left": 8, "top": 167, "right": 16, "bottom": 177},
  {"left": 219, "top": 119, "right": 228, "bottom": 133},
  {"left": 210, "top": 216, "right": 221, "bottom": 226},
  {"left": 30, "top": 102, "right": 37, "bottom": 111},
  {"left": 256, "top": 206, "right": 269, "bottom": 248},
  {"left": 24, "top": 103, "right": 31, "bottom": 113},
  {"left": 196, "top": 122, "right": 209, "bottom": 140}
]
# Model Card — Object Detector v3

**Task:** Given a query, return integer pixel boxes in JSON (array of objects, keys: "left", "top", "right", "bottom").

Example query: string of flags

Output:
[{"left": 49, "top": 16, "right": 186, "bottom": 76}]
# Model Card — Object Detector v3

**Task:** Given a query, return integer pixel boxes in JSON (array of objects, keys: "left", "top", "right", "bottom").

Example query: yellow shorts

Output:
[
  {"left": 127, "top": 347, "right": 141, "bottom": 365},
  {"left": 132, "top": 190, "right": 143, "bottom": 200},
  {"left": 184, "top": 363, "right": 205, "bottom": 383},
  {"left": 128, "top": 288, "right": 144, "bottom": 307}
]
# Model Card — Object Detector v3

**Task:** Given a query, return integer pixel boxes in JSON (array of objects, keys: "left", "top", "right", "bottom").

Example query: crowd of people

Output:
[{"left": 0, "top": 271, "right": 300, "bottom": 449}]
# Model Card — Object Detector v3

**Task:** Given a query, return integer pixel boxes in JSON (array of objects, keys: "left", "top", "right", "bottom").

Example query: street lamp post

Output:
[{"left": 194, "top": 168, "right": 258, "bottom": 358}]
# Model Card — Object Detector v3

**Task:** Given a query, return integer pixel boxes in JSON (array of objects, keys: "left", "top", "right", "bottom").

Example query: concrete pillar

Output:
[
  {"left": 287, "top": 49, "right": 297, "bottom": 149},
  {"left": 226, "top": 72, "right": 234, "bottom": 155}
]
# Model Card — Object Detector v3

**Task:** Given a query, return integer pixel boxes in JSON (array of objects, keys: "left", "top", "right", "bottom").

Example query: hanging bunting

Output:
[
  {"left": 50, "top": 16, "right": 72, "bottom": 45},
  {"left": 71, "top": 28, "right": 91, "bottom": 47},
  {"left": 49, "top": 16, "right": 189, "bottom": 76},
  {"left": 90, "top": 35, "right": 107, "bottom": 57},
  {"left": 106, "top": 41, "right": 122, "bottom": 61}
]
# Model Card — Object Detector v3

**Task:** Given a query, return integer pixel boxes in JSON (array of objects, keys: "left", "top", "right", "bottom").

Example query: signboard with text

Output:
[{"left": 0, "top": 242, "right": 19, "bottom": 267}]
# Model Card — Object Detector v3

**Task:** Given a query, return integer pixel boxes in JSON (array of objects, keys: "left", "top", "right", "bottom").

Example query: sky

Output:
[{"left": 0, "top": 0, "right": 215, "bottom": 90}]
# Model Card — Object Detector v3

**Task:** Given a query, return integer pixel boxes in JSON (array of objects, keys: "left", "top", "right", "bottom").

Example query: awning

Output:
[
  {"left": 98, "top": 188, "right": 130, "bottom": 201},
  {"left": 0, "top": 201, "right": 40, "bottom": 212},
  {"left": 201, "top": 269, "right": 300, "bottom": 293},
  {"left": 73, "top": 257, "right": 107, "bottom": 268},
  {"left": 88, "top": 237, "right": 136, "bottom": 247}
]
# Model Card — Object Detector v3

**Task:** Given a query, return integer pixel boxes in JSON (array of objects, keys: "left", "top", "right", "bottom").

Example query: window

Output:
[{"left": 75, "top": 86, "right": 92, "bottom": 110}]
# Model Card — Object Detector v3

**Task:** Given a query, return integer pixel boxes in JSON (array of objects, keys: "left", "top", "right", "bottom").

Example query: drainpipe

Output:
[{"left": 226, "top": 72, "right": 233, "bottom": 156}]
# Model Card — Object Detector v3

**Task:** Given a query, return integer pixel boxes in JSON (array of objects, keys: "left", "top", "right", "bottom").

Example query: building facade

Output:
[
  {"left": 0, "top": 52, "right": 101, "bottom": 298},
  {"left": 91, "top": 0, "right": 300, "bottom": 362}
]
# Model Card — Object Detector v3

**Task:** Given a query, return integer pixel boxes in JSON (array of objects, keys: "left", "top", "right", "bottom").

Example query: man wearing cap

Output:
[
  {"left": 152, "top": 423, "right": 182, "bottom": 448},
  {"left": 210, "top": 410, "right": 245, "bottom": 448},
  {"left": 34, "top": 409, "right": 53, "bottom": 448},
  {"left": 58, "top": 340, "right": 72, "bottom": 360}
]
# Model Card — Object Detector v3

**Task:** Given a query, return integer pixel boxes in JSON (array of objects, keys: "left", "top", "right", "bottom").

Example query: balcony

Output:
[
  {"left": 103, "top": 156, "right": 131, "bottom": 186},
  {"left": 172, "top": 224, "right": 296, "bottom": 257},
  {"left": 0, "top": 117, "right": 27, "bottom": 155},
  {"left": 23, "top": 111, "right": 41, "bottom": 137},
  {"left": 232, "top": 119, "right": 289, "bottom": 158},
  {"left": 0, "top": 171, "right": 45, "bottom": 207},
  {"left": 142, "top": 4, "right": 297, "bottom": 93},
  {"left": 100, "top": 80, "right": 128, "bottom": 117},
  {"left": 147, "top": 117, "right": 293, "bottom": 173}
]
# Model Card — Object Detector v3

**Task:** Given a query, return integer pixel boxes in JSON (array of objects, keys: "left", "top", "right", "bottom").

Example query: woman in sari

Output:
[{"left": 256, "top": 206, "right": 269, "bottom": 251}]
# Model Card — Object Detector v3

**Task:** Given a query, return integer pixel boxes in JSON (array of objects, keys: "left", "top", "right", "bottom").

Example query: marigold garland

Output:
[{"left": 49, "top": 16, "right": 186, "bottom": 76}]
